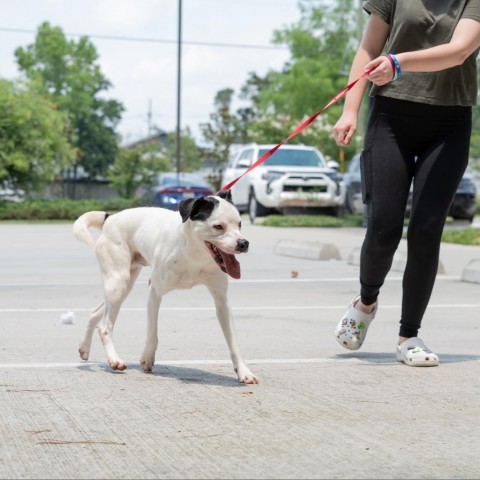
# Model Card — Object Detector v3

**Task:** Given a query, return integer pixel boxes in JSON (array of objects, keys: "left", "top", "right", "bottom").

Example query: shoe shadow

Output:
[
  {"left": 335, "top": 352, "right": 480, "bottom": 364},
  {"left": 335, "top": 352, "right": 396, "bottom": 364}
]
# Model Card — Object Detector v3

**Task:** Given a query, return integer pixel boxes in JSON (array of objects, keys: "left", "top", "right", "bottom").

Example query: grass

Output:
[
  {"left": 441, "top": 228, "right": 480, "bottom": 246},
  {"left": 260, "top": 213, "right": 480, "bottom": 247},
  {"left": 0, "top": 198, "right": 139, "bottom": 221},
  {"left": 259, "top": 214, "right": 364, "bottom": 228}
]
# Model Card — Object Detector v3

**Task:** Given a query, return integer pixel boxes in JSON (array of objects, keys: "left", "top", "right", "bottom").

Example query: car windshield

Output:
[
  {"left": 259, "top": 148, "right": 326, "bottom": 167},
  {"left": 159, "top": 174, "right": 210, "bottom": 188}
]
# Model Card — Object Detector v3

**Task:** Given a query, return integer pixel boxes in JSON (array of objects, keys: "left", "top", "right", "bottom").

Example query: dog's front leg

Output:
[
  {"left": 207, "top": 282, "right": 259, "bottom": 384},
  {"left": 140, "top": 284, "right": 162, "bottom": 373}
]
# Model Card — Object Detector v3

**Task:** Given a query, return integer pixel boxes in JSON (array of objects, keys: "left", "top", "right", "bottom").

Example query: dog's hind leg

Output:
[
  {"left": 78, "top": 302, "right": 104, "bottom": 360},
  {"left": 207, "top": 281, "right": 259, "bottom": 384},
  {"left": 139, "top": 284, "right": 162, "bottom": 373},
  {"left": 98, "top": 263, "right": 143, "bottom": 371}
]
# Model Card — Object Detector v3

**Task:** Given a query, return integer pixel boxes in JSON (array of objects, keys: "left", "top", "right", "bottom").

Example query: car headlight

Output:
[
  {"left": 261, "top": 171, "right": 284, "bottom": 194},
  {"left": 325, "top": 172, "right": 343, "bottom": 195},
  {"left": 261, "top": 171, "right": 284, "bottom": 182}
]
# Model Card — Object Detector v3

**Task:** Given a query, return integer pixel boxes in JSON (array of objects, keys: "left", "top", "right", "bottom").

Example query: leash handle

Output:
[{"left": 221, "top": 68, "right": 374, "bottom": 191}]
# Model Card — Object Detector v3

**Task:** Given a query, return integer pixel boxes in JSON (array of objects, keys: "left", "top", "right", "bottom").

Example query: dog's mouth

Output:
[{"left": 205, "top": 241, "right": 241, "bottom": 279}]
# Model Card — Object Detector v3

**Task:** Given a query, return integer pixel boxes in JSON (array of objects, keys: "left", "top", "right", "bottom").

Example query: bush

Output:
[{"left": 0, "top": 198, "right": 140, "bottom": 221}]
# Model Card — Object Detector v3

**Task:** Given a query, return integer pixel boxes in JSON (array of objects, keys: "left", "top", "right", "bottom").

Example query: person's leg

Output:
[
  {"left": 399, "top": 109, "right": 472, "bottom": 340},
  {"left": 335, "top": 98, "right": 414, "bottom": 350},
  {"left": 358, "top": 100, "right": 415, "bottom": 309}
]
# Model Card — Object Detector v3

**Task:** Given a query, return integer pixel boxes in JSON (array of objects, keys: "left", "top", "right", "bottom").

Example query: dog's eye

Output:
[{"left": 213, "top": 224, "right": 223, "bottom": 230}]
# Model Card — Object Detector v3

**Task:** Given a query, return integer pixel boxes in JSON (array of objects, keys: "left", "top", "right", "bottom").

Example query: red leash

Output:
[{"left": 221, "top": 68, "right": 373, "bottom": 191}]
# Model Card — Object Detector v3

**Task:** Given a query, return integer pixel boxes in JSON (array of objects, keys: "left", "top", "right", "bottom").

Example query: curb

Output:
[{"left": 274, "top": 239, "right": 341, "bottom": 261}]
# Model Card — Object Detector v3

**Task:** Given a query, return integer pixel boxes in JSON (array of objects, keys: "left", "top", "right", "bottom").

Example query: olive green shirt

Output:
[{"left": 364, "top": 0, "right": 480, "bottom": 106}]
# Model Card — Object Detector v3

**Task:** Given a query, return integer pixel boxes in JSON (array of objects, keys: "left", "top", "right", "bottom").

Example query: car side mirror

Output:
[
  {"left": 237, "top": 159, "right": 251, "bottom": 169},
  {"left": 327, "top": 160, "right": 340, "bottom": 170}
]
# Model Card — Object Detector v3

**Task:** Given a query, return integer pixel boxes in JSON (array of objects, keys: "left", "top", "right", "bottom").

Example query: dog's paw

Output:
[
  {"left": 236, "top": 365, "right": 259, "bottom": 384},
  {"left": 108, "top": 358, "right": 127, "bottom": 371},
  {"left": 240, "top": 373, "right": 259, "bottom": 385},
  {"left": 140, "top": 355, "right": 155, "bottom": 373},
  {"left": 78, "top": 344, "right": 89, "bottom": 361}
]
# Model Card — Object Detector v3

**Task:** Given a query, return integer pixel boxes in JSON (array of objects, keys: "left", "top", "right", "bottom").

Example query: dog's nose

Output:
[{"left": 236, "top": 238, "right": 249, "bottom": 252}]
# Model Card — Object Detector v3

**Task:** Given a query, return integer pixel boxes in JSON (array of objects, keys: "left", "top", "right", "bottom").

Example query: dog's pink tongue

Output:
[{"left": 222, "top": 252, "right": 241, "bottom": 279}]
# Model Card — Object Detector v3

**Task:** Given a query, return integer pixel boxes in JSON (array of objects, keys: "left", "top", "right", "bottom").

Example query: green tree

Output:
[
  {"left": 200, "top": 89, "right": 239, "bottom": 168},
  {"left": 0, "top": 79, "right": 76, "bottom": 191},
  {"left": 165, "top": 128, "right": 203, "bottom": 172},
  {"left": 107, "top": 145, "right": 169, "bottom": 199},
  {"left": 202, "top": 0, "right": 364, "bottom": 167},
  {"left": 14, "top": 22, "right": 124, "bottom": 186},
  {"left": 242, "top": 0, "right": 361, "bottom": 160}
]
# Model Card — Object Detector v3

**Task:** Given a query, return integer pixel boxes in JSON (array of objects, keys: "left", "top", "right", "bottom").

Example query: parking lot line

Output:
[
  {"left": 0, "top": 275, "right": 462, "bottom": 288},
  {"left": 1, "top": 302, "right": 480, "bottom": 314},
  {"left": 0, "top": 357, "right": 370, "bottom": 369}
]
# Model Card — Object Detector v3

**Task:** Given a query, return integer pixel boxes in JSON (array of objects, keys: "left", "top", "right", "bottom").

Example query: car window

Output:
[
  {"left": 236, "top": 149, "right": 253, "bottom": 166},
  {"left": 158, "top": 174, "right": 211, "bottom": 188},
  {"left": 348, "top": 155, "right": 360, "bottom": 173},
  {"left": 258, "top": 148, "right": 326, "bottom": 167}
]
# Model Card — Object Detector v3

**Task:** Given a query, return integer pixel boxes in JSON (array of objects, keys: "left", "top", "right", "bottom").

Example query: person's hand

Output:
[
  {"left": 333, "top": 112, "right": 357, "bottom": 147},
  {"left": 365, "top": 56, "right": 395, "bottom": 85}
]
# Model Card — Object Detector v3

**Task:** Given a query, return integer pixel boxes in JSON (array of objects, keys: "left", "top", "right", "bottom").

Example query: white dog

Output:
[{"left": 73, "top": 189, "right": 258, "bottom": 384}]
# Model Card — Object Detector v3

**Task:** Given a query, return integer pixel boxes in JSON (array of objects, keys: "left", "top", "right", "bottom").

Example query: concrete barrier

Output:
[
  {"left": 274, "top": 239, "right": 342, "bottom": 261},
  {"left": 347, "top": 246, "right": 446, "bottom": 274},
  {"left": 461, "top": 258, "right": 480, "bottom": 284}
]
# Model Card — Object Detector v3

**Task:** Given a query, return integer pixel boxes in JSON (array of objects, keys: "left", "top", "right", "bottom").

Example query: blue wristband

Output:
[{"left": 388, "top": 54, "right": 402, "bottom": 78}]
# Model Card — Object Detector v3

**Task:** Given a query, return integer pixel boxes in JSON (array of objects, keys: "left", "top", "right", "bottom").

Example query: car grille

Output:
[{"left": 283, "top": 185, "right": 327, "bottom": 193}]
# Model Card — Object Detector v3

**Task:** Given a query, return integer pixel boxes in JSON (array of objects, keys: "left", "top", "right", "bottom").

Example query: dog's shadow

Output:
[
  {"left": 148, "top": 364, "right": 243, "bottom": 386},
  {"left": 77, "top": 362, "right": 243, "bottom": 387},
  {"left": 335, "top": 351, "right": 480, "bottom": 364}
]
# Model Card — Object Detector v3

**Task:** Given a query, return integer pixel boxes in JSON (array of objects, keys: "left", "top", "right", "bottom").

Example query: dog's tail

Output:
[{"left": 73, "top": 211, "right": 110, "bottom": 249}]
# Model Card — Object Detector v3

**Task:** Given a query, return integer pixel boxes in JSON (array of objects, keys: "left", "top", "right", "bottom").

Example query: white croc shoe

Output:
[
  {"left": 335, "top": 294, "right": 377, "bottom": 350},
  {"left": 397, "top": 337, "right": 439, "bottom": 367}
]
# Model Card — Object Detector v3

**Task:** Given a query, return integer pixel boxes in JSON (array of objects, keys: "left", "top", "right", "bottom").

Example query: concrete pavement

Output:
[{"left": 1, "top": 219, "right": 480, "bottom": 479}]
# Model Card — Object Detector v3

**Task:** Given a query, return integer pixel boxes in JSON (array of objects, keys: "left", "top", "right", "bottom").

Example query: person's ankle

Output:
[
  {"left": 399, "top": 336, "right": 409, "bottom": 345},
  {"left": 354, "top": 298, "right": 376, "bottom": 314}
]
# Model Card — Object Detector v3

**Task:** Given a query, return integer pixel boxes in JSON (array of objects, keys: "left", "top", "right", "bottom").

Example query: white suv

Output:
[{"left": 221, "top": 143, "right": 346, "bottom": 222}]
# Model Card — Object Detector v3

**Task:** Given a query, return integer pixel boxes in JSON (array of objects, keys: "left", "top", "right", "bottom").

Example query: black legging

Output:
[{"left": 359, "top": 95, "right": 472, "bottom": 338}]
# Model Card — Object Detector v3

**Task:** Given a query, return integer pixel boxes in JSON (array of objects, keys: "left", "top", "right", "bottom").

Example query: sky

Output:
[{"left": 0, "top": 0, "right": 305, "bottom": 146}]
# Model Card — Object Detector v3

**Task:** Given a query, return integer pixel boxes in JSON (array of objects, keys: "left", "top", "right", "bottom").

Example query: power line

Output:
[{"left": 0, "top": 26, "right": 287, "bottom": 51}]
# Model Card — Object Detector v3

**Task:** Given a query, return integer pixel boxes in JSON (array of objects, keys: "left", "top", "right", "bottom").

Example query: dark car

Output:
[
  {"left": 141, "top": 172, "right": 215, "bottom": 210},
  {"left": 343, "top": 153, "right": 364, "bottom": 215},
  {"left": 344, "top": 153, "right": 477, "bottom": 223}
]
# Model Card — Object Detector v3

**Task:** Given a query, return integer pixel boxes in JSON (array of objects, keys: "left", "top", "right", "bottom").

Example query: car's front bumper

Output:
[{"left": 256, "top": 176, "right": 346, "bottom": 209}]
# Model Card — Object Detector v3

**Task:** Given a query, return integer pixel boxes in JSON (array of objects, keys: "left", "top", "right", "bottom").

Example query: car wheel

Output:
[
  {"left": 248, "top": 191, "right": 269, "bottom": 224},
  {"left": 345, "top": 190, "right": 356, "bottom": 214},
  {"left": 330, "top": 205, "right": 343, "bottom": 218},
  {"left": 452, "top": 215, "right": 474, "bottom": 224}
]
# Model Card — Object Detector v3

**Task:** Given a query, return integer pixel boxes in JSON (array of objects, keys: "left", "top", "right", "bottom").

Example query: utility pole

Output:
[
  {"left": 357, "top": 0, "right": 364, "bottom": 43},
  {"left": 147, "top": 98, "right": 152, "bottom": 137},
  {"left": 175, "top": 0, "right": 182, "bottom": 182}
]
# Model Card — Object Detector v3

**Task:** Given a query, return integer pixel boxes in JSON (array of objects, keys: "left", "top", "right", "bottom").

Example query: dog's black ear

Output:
[
  {"left": 179, "top": 197, "right": 218, "bottom": 223},
  {"left": 217, "top": 189, "right": 233, "bottom": 205},
  {"left": 179, "top": 198, "right": 196, "bottom": 223}
]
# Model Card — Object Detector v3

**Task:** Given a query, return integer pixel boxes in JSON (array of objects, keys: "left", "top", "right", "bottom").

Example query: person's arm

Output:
[
  {"left": 333, "top": 14, "right": 389, "bottom": 147},
  {"left": 365, "top": 18, "right": 480, "bottom": 86}
]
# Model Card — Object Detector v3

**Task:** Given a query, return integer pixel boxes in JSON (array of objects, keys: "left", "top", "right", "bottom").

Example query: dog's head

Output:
[{"left": 179, "top": 189, "right": 248, "bottom": 279}]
